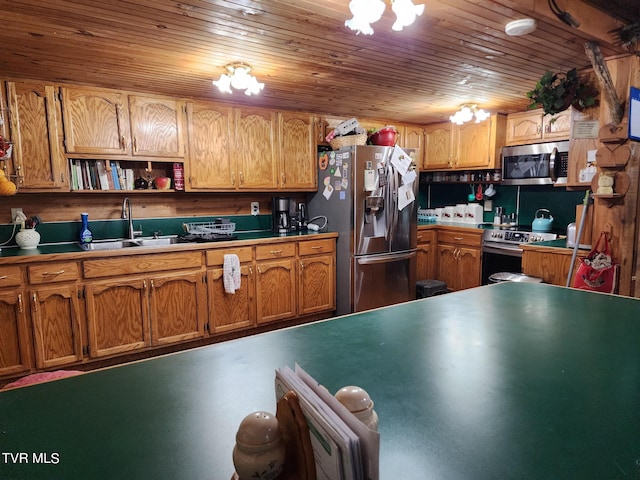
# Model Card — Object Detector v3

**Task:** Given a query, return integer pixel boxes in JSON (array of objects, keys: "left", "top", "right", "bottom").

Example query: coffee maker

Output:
[
  {"left": 272, "top": 197, "right": 291, "bottom": 234},
  {"left": 272, "top": 197, "right": 308, "bottom": 233}
]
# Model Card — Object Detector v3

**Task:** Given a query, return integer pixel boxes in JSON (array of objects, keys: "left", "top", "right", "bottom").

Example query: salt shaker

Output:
[
  {"left": 232, "top": 411, "right": 286, "bottom": 480},
  {"left": 335, "top": 385, "right": 379, "bottom": 431}
]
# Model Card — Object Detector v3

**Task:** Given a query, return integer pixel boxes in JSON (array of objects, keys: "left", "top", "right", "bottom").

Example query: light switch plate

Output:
[
  {"left": 251, "top": 202, "right": 260, "bottom": 216},
  {"left": 483, "top": 199, "right": 493, "bottom": 212}
]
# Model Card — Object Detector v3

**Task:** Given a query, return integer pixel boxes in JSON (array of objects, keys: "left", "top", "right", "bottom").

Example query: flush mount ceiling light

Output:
[
  {"left": 449, "top": 104, "right": 490, "bottom": 125},
  {"left": 212, "top": 62, "right": 264, "bottom": 96},
  {"left": 505, "top": 18, "right": 537, "bottom": 36},
  {"left": 345, "top": 0, "right": 425, "bottom": 35}
]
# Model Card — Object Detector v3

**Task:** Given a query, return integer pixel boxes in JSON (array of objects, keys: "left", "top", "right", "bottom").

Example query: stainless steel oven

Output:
[{"left": 482, "top": 229, "right": 557, "bottom": 284}]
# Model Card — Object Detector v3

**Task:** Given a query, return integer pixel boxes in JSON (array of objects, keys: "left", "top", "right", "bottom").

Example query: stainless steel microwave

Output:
[{"left": 501, "top": 140, "right": 569, "bottom": 186}]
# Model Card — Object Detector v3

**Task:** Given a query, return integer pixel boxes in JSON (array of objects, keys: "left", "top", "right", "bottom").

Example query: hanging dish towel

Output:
[{"left": 223, "top": 254, "right": 241, "bottom": 294}]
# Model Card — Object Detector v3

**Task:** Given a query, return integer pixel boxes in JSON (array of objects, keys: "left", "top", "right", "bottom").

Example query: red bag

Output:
[{"left": 573, "top": 232, "right": 619, "bottom": 293}]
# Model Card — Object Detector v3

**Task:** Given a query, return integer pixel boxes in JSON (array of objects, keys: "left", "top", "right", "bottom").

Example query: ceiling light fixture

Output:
[
  {"left": 345, "top": 0, "right": 425, "bottom": 35},
  {"left": 449, "top": 104, "right": 490, "bottom": 125},
  {"left": 505, "top": 18, "right": 537, "bottom": 36},
  {"left": 212, "top": 63, "right": 264, "bottom": 96}
]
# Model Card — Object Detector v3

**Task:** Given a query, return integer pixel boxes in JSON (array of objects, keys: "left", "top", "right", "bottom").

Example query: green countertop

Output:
[
  {"left": 1, "top": 282, "right": 639, "bottom": 479},
  {"left": 0, "top": 229, "right": 329, "bottom": 259}
]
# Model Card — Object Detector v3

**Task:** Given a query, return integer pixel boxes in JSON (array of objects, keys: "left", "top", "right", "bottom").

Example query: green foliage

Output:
[{"left": 526, "top": 68, "right": 598, "bottom": 116}]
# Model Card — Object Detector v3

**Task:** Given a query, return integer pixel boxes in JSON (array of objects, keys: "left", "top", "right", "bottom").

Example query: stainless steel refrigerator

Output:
[{"left": 308, "top": 145, "right": 418, "bottom": 315}]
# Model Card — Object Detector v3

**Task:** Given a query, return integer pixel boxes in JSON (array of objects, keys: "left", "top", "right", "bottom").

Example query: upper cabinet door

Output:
[
  {"left": 60, "top": 86, "right": 130, "bottom": 155},
  {"left": 234, "top": 107, "right": 278, "bottom": 189},
  {"left": 424, "top": 123, "right": 453, "bottom": 170},
  {"left": 278, "top": 112, "right": 317, "bottom": 190},
  {"left": 128, "top": 95, "right": 185, "bottom": 158},
  {"left": 455, "top": 120, "right": 491, "bottom": 168},
  {"left": 185, "top": 100, "right": 235, "bottom": 190},
  {"left": 399, "top": 125, "right": 425, "bottom": 169},
  {"left": 7, "top": 81, "right": 66, "bottom": 190}
]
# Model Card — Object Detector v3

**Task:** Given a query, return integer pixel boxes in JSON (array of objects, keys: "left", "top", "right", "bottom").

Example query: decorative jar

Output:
[{"left": 15, "top": 228, "right": 40, "bottom": 249}]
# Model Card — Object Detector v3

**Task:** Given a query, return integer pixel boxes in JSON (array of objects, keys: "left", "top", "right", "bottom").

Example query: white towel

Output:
[{"left": 223, "top": 254, "right": 241, "bottom": 294}]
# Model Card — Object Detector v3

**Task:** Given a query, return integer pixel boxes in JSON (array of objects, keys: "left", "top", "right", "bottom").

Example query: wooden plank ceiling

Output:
[{"left": 0, "top": 0, "right": 633, "bottom": 124}]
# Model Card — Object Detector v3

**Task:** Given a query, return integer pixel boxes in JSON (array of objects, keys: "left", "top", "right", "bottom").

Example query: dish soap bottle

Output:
[{"left": 79, "top": 212, "right": 93, "bottom": 245}]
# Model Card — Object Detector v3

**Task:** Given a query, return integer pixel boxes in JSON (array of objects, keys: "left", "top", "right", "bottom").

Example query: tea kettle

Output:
[{"left": 532, "top": 208, "right": 554, "bottom": 232}]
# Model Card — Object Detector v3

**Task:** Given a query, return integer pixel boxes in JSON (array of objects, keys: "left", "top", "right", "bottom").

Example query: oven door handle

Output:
[{"left": 482, "top": 244, "right": 523, "bottom": 257}]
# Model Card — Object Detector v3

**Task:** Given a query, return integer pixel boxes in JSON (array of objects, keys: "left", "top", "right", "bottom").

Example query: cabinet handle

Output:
[
  {"left": 239, "top": 172, "right": 244, "bottom": 185},
  {"left": 537, "top": 125, "right": 541, "bottom": 134},
  {"left": 249, "top": 266, "right": 253, "bottom": 277},
  {"left": 0, "top": 275, "right": 6, "bottom": 280},
  {"left": 231, "top": 173, "right": 235, "bottom": 186},
  {"left": 270, "top": 249, "right": 283, "bottom": 255},
  {"left": 18, "top": 293, "right": 23, "bottom": 313},
  {"left": 454, "top": 236, "right": 463, "bottom": 241},
  {"left": 121, "top": 136, "right": 126, "bottom": 150},
  {"left": 150, "top": 279, "right": 154, "bottom": 294},
  {"left": 281, "top": 173, "right": 286, "bottom": 187},
  {"left": 32, "top": 292, "right": 38, "bottom": 311},
  {"left": 133, "top": 137, "right": 138, "bottom": 152},
  {"left": 311, "top": 246, "right": 323, "bottom": 250},
  {"left": 300, "top": 261, "right": 305, "bottom": 271},
  {"left": 257, "top": 266, "right": 262, "bottom": 274},
  {"left": 42, "top": 270, "right": 65, "bottom": 276},
  {"left": 143, "top": 280, "right": 147, "bottom": 290}
]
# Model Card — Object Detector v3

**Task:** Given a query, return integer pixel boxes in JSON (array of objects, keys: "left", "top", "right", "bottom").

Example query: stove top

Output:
[{"left": 483, "top": 228, "right": 557, "bottom": 245}]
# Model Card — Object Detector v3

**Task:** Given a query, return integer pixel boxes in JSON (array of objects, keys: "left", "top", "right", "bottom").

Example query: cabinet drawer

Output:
[
  {"left": 298, "top": 239, "right": 335, "bottom": 256},
  {"left": 0, "top": 266, "right": 23, "bottom": 286},
  {"left": 28, "top": 261, "right": 80, "bottom": 284},
  {"left": 206, "top": 246, "right": 253, "bottom": 266},
  {"left": 255, "top": 243, "right": 296, "bottom": 260},
  {"left": 83, "top": 252, "right": 202, "bottom": 278},
  {"left": 437, "top": 230, "right": 482, "bottom": 247},
  {"left": 417, "top": 229, "right": 436, "bottom": 244}
]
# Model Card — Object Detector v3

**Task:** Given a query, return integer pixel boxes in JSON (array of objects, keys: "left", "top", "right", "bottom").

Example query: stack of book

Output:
[
  {"left": 275, "top": 364, "right": 380, "bottom": 480},
  {"left": 68, "top": 160, "right": 135, "bottom": 191}
]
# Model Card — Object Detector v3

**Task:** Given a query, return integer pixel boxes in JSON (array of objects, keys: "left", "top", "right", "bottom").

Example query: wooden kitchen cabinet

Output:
[
  {"left": 185, "top": 100, "right": 235, "bottom": 190},
  {"left": 278, "top": 111, "right": 318, "bottom": 190},
  {"left": 85, "top": 277, "right": 149, "bottom": 358},
  {"left": 83, "top": 251, "right": 203, "bottom": 357},
  {"left": 255, "top": 243, "right": 297, "bottom": 324},
  {"left": 30, "top": 285, "right": 84, "bottom": 369},
  {"left": 424, "top": 122, "right": 453, "bottom": 170},
  {"left": 234, "top": 107, "right": 279, "bottom": 190},
  {"left": 298, "top": 239, "right": 336, "bottom": 315},
  {"left": 505, "top": 109, "right": 571, "bottom": 145},
  {"left": 6, "top": 81, "right": 66, "bottom": 190},
  {"left": 522, "top": 244, "right": 578, "bottom": 286},
  {"left": 436, "top": 229, "right": 482, "bottom": 291},
  {"left": 423, "top": 115, "right": 505, "bottom": 171},
  {"left": 399, "top": 125, "right": 425, "bottom": 169},
  {"left": 60, "top": 86, "right": 130, "bottom": 155},
  {"left": 206, "top": 246, "right": 256, "bottom": 334},
  {"left": 416, "top": 228, "right": 436, "bottom": 281},
  {"left": 0, "top": 286, "right": 32, "bottom": 376},
  {"left": 128, "top": 94, "right": 186, "bottom": 158}
]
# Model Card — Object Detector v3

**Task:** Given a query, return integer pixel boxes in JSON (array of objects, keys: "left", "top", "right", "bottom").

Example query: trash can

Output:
[
  {"left": 488, "top": 272, "right": 543, "bottom": 284},
  {"left": 416, "top": 279, "right": 449, "bottom": 298}
]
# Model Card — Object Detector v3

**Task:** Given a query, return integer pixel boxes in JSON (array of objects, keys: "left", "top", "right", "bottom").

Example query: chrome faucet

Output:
[{"left": 121, "top": 197, "right": 142, "bottom": 240}]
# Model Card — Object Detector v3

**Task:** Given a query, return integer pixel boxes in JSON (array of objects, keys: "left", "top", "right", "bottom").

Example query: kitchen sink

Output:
[{"left": 79, "top": 235, "right": 180, "bottom": 251}]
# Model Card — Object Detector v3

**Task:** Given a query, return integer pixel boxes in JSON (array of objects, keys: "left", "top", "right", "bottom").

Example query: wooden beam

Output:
[{"left": 583, "top": 41, "right": 625, "bottom": 124}]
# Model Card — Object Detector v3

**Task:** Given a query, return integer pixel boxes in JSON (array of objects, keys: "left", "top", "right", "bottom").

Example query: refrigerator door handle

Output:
[{"left": 356, "top": 251, "right": 415, "bottom": 265}]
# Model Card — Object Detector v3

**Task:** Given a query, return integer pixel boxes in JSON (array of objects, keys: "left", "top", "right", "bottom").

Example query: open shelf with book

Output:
[{"left": 68, "top": 159, "right": 184, "bottom": 192}]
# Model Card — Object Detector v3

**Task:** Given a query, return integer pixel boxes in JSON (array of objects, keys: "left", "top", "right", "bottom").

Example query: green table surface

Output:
[{"left": 1, "top": 283, "right": 639, "bottom": 479}]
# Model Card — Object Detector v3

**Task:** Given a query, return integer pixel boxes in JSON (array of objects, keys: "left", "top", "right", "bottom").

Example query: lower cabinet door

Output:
[
  {"left": 0, "top": 290, "right": 32, "bottom": 375},
  {"left": 299, "top": 254, "right": 335, "bottom": 315},
  {"left": 208, "top": 265, "right": 255, "bottom": 333},
  {"left": 85, "top": 278, "right": 150, "bottom": 357},
  {"left": 30, "top": 286, "right": 83, "bottom": 368},
  {"left": 149, "top": 272, "right": 207, "bottom": 345},
  {"left": 256, "top": 259, "right": 296, "bottom": 324}
]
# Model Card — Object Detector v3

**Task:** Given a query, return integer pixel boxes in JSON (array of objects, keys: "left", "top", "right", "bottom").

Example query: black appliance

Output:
[
  {"left": 272, "top": 197, "right": 292, "bottom": 234},
  {"left": 481, "top": 227, "right": 557, "bottom": 284},
  {"left": 501, "top": 140, "right": 569, "bottom": 186}
]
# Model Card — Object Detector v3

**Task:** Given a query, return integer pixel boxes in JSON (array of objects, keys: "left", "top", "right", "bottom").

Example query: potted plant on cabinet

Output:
[{"left": 526, "top": 68, "right": 598, "bottom": 116}]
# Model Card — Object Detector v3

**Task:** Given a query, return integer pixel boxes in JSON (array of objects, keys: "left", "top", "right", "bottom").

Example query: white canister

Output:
[
  {"left": 15, "top": 228, "right": 40, "bottom": 249},
  {"left": 465, "top": 204, "right": 483, "bottom": 224},
  {"left": 442, "top": 206, "right": 455, "bottom": 221},
  {"left": 453, "top": 204, "right": 466, "bottom": 222}
]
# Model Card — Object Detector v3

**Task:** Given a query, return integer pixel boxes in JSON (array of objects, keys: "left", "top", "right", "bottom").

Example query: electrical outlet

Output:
[
  {"left": 251, "top": 202, "right": 260, "bottom": 216},
  {"left": 11, "top": 208, "right": 23, "bottom": 224},
  {"left": 483, "top": 199, "right": 493, "bottom": 212}
]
